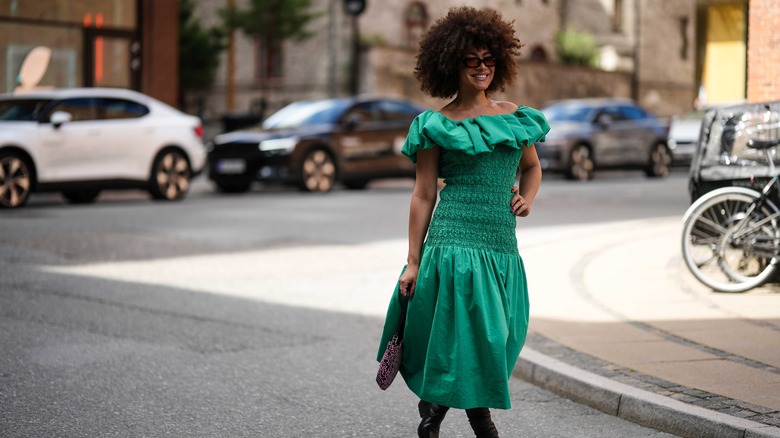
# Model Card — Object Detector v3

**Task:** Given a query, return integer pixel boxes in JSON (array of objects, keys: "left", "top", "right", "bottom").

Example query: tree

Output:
[
  {"left": 223, "top": 0, "right": 322, "bottom": 45},
  {"left": 179, "top": 0, "right": 226, "bottom": 103},
  {"left": 555, "top": 28, "right": 599, "bottom": 68}
]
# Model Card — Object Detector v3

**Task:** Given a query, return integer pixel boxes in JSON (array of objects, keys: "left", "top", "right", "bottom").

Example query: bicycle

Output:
[{"left": 682, "top": 116, "right": 780, "bottom": 292}]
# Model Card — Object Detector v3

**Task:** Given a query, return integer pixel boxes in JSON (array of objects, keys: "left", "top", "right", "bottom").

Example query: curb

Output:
[{"left": 515, "top": 348, "right": 780, "bottom": 438}]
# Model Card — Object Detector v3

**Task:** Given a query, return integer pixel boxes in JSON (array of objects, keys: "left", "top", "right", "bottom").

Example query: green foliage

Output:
[
  {"left": 222, "top": 0, "right": 322, "bottom": 44},
  {"left": 555, "top": 28, "right": 599, "bottom": 67},
  {"left": 361, "top": 33, "right": 388, "bottom": 47},
  {"left": 179, "top": 0, "right": 226, "bottom": 93}
]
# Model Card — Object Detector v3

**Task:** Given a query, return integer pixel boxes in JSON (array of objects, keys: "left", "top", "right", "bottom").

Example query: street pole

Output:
[
  {"left": 343, "top": 0, "right": 366, "bottom": 96},
  {"left": 226, "top": 0, "right": 236, "bottom": 112},
  {"left": 350, "top": 14, "right": 359, "bottom": 96}
]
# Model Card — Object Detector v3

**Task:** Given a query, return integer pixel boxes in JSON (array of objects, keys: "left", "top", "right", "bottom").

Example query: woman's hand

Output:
[
  {"left": 398, "top": 264, "right": 420, "bottom": 297},
  {"left": 510, "top": 186, "right": 531, "bottom": 217}
]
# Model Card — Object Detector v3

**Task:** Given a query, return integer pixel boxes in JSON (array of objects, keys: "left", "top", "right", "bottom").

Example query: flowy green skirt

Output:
[{"left": 377, "top": 245, "right": 529, "bottom": 410}]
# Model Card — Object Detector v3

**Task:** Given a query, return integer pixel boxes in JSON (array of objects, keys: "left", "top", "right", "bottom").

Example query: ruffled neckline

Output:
[
  {"left": 424, "top": 106, "right": 527, "bottom": 124},
  {"left": 402, "top": 105, "right": 550, "bottom": 163}
]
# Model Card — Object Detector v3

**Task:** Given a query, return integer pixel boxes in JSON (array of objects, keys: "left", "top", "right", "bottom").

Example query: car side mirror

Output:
[
  {"left": 595, "top": 114, "right": 613, "bottom": 129},
  {"left": 50, "top": 111, "right": 72, "bottom": 129}
]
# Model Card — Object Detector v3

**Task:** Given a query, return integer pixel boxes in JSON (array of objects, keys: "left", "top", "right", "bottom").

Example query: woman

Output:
[{"left": 376, "top": 6, "right": 549, "bottom": 438}]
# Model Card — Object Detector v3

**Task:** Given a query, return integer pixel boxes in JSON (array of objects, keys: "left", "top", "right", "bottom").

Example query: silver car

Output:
[{"left": 536, "top": 98, "right": 671, "bottom": 181}]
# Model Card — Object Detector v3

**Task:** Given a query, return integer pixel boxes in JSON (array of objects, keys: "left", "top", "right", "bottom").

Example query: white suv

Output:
[{"left": 0, "top": 87, "right": 207, "bottom": 208}]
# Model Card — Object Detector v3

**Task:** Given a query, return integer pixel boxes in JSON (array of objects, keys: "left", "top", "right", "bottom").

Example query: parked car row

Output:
[{"left": 3, "top": 89, "right": 721, "bottom": 209}]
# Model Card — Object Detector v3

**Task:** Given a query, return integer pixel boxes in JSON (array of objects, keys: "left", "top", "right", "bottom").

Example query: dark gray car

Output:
[{"left": 535, "top": 98, "right": 671, "bottom": 181}]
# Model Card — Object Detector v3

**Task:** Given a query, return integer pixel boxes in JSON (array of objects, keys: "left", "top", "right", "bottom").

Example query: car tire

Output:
[
  {"left": 565, "top": 144, "right": 594, "bottom": 181},
  {"left": 0, "top": 151, "right": 33, "bottom": 209},
  {"left": 149, "top": 149, "right": 192, "bottom": 201},
  {"left": 63, "top": 190, "right": 101, "bottom": 204},
  {"left": 215, "top": 181, "right": 251, "bottom": 193},
  {"left": 299, "top": 148, "right": 336, "bottom": 193},
  {"left": 645, "top": 143, "right": 672, "bottom": 178}
]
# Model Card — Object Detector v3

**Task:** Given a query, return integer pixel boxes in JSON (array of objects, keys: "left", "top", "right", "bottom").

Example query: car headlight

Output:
[{"left": 259, "top": 137, "right": 298, "bottom": 152}]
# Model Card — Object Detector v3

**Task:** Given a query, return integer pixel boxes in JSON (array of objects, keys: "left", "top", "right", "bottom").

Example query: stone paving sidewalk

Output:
[{"left": 518, "top": 217, "right": 780, "bottom": 437}]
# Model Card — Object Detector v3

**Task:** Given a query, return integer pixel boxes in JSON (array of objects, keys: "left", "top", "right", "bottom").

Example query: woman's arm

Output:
[
  {"left": 399, "top": 146, "right": 440, "bottom": 297},
  {"left": 511, "top": 145, "right": 542, "bottom": 217}
]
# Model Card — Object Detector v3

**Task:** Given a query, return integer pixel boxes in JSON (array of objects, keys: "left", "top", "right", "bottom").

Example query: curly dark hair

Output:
[{"left": 413, "top": 7, "right": 523, "bottom": 99}]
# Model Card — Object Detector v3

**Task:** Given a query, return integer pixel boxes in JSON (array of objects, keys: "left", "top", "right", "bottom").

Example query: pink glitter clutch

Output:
[{"left": 376, "top": 295, "right": 409, "bottom": 390}]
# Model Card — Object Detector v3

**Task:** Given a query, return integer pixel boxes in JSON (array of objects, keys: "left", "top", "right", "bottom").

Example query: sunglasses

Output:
[{"left": 462, "top": 56, "right": 497, "bottom": 68}]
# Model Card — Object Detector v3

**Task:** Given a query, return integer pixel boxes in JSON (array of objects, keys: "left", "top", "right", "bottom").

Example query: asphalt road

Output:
[{"left": 0, "top": 170, "right": 689, "bottom": 437}]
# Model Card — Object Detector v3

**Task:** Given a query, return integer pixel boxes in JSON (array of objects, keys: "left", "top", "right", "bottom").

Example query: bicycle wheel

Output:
[{"left": 682, "top": 188, "right": 780, "bottom": 292}]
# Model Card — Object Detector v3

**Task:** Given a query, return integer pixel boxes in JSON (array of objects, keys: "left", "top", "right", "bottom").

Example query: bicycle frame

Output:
[{"left": 725, "top": 148, "right": 780, "bottom": 258}]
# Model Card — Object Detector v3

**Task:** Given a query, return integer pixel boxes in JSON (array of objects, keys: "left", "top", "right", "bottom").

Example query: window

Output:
[
  {"left": 99, "top": 98, "right": 149, "bottom": 119},
  {"left": 45, "top": 98, "right": 99, "bottom": 122},
  {"left": 256, "top": 38, "right": 283, "bottom": 79},
  {"left": 378, "top": 101, "right": 421, "bottom": 121},
  {"left": 529, "top": 46, "right": 549, "bottom": 62},
  {"left": 619, "top": 105, "right": 650, "bottom": 120},
  {"left": 343, "top": 102, "right": 382, "bottom": 125},
  {"left": 405, "top": 2, "right": 429, "bottom": 48},
  {"left": 0, "top": 99, "right": 52, "bottom": 121},
  {"left": 613, "top": 0, "right": 624, "bottom": 32}
]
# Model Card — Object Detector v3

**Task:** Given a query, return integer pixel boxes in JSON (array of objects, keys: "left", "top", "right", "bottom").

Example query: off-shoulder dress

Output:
[{"left": 377, "top": 106, "right": 550, "bottom": 410}]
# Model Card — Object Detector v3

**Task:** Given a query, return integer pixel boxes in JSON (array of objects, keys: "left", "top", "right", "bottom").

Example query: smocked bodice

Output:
[{"left": 401, "top": 106, "right": 550, "bottom": 254}]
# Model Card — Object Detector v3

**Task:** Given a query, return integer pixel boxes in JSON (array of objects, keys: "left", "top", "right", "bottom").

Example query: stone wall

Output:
[{"left": 366, "top": 45, "right": 634, "bottom": 112}]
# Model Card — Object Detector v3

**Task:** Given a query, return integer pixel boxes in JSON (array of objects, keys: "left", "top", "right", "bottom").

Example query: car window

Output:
[
  {"left": 45, "top": 98, "right": 99, "bottom": 122},
  {"left": 377, "top": 101, "right": 421, "bottom": 121},
  {"left": 0, "top": 98, "right": 52, "bottom": 121},
  {"left": 595, "top": 106, "right": 625, "bottom": 123},
  {"left": 543, "top": 103, "right": 597, "bottom": 122},
  {"left": 344, "top": 102, "right": 381, "bottom": 124},
  {"left": 100, "top": 98, "right": 150, "bottom": 119},
  {"left": 619, "top": 105, "right": 650, "bottom": 120},
  {"left": 262, "top": 100, "right": 351, "bottom": 130}
]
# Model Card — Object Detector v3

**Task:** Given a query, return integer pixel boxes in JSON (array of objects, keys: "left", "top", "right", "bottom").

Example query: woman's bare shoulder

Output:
[{"left": 493, "top": 100, "right": 520, "bottom": 112}]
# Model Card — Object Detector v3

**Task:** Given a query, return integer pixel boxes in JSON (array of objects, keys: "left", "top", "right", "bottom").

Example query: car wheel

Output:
[
  {"left": 299, "top": 148, "right": 336, "bottom": 193},
  {"left": 215, "top": 181, "right": 251, "bottom": 193},
  {"left": 566, "top": 144, "right": 594, "bottom": 181},
  {"left": 63, "top": 190, "right": 101, "bottom": 204},
  {"left": 645, "top": 143, "right": 672, "bottom": 178},
  {"left": 0, "top": 151, "right": 33, "bottom": 209},
  {"left": 149, "top": 149, "right": 192, "bottom": 201}
]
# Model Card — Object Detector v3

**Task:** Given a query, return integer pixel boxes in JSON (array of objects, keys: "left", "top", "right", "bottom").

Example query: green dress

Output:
[{"left": 377, "top": 106, "right": 550, "bottom": 410}]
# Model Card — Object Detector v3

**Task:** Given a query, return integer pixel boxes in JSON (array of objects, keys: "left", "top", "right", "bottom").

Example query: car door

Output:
[
  {"left": 618, "top": 104, "right": 660, "bottom": 165},
  {"left": 335, "top": 101, "right": 395, "bottom": 176},
  {"left": 37, "top": 97, "right": 103, "bottom": 181},
  {"left": 591, "top": 106, "right": 626, "bottom": 166},
  {"left": 95, "top": 97, "right": 152, "bottom": 180},
  {"left": 378, "top": 100, "right": 421, "bottom": 174}
]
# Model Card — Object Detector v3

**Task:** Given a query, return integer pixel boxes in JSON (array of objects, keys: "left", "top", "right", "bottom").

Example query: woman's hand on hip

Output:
[{"left": 510, "top": 186, "right": 531, "bottom": 217}]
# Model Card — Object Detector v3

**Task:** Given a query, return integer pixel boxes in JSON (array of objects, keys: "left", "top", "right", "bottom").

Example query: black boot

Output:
[
  {"left": 417, "top": 400, "right": 450, "bottom": 438},
  {"left": 466, "top": 408, "right": 499, "bottom": 438}
]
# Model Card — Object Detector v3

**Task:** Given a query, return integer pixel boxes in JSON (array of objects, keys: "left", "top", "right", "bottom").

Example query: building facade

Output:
[
  {"left": 191, "top": 0, "right": 707, "bottom": 123},
  {"left": 0, "top": 0, "right": 179, "bottom": 105},
  {"left": 747, "top": 0, "right": 780, "bottom": 103}
]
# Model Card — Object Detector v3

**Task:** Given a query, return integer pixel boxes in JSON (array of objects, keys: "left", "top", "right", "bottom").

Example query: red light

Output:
[{"left": 194, "top": 125, "right": 204, "bottom": 138}]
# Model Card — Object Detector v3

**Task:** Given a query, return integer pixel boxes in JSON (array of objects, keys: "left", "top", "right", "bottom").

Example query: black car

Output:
[
  {"left": 535, "top": 98, "right": 671, "bottom": 180},
  {"left": 207, "top": 97, "right": 426, "bottom": 193}
]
